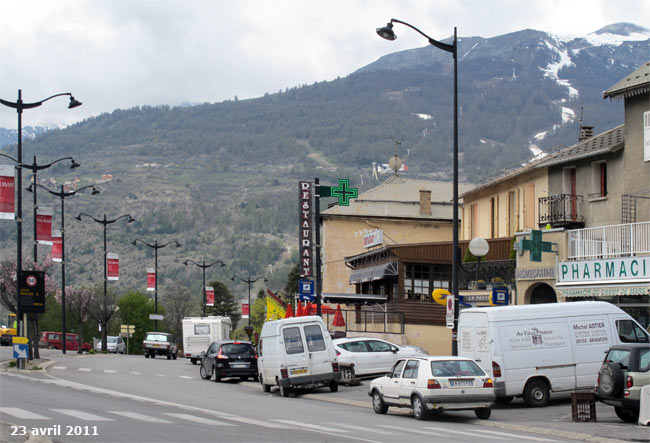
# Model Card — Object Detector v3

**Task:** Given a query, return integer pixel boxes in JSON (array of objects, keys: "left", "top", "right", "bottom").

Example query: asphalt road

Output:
[{"left": 0, "top": 349, "right": 648, "bottom": 443}]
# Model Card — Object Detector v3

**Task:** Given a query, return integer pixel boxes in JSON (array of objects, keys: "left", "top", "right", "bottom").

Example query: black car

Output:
[{"left": 199, "top": 340, "right": 258, "bottom": 382}]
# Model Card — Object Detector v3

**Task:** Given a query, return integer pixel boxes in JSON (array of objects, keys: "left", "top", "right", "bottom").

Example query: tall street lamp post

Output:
[
  {"left": 0, "top": 90, "right": 81, "bottom": 358},
  {"left": 183, "top": 259, "right": 226, "bottom": 317},
  {"left": 76, "top": 213, "right": 134, "bottom": 351},
  {"left": 27, "top": 183, "right": 99, "bottom": 354},
  {"left": 231, "top": 274, "right": 268, "bottom": 339},
  {"left": 377, "top": 20, "right": 461, "bottom": 354},
  {"left": 132, "top": 239, "right": 181, "bottom": 331}
]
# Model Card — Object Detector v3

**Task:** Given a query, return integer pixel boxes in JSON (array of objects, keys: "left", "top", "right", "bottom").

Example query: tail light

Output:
[
  {"left": 336, "top": 350, "right": 340, "bottom": 356},
  {"left": 492, "top": 361, "right": 502, "bottom": 378},
  {"left": 483, "top": 378, "right": 494, "bottom": 388},
  {"left": 217, "top": 349, "right": 228, "bottom": 359},
  {"left": 427, "top": 379, "right": 441, "bottom": 389},
  {"left": 280, "top": 368, "right": 289, "bottom": 379},
  {"left": 626, "top": 376, "right": 633, "bottom": 389},
  {"left": 332, "top": 362, "right": 340, "bottom": 373}
]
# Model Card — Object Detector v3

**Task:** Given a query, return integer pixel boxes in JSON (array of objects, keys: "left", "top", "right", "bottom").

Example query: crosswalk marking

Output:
[
  {"left": 271, "top": 420, "right": 350, "bottom": 433},
  {"left": 469, "top": 428, "right": 559, "bottom": 442},
  {"left": 162, "top": 413, "right": 235, "bottom": 426},
  {"left": 104, "top": 369, "right": 116, "bottom": 373},
  {"left": 0, "top": 407, "right": 50, "bottom": 420},
  {"left": 130, "top": 371, "right": 142, "bottom": 375},
  {"left": 422, "top": 426, "right": 503, "bottom": 440},
  {"left": 78, "top": 368, "right": 91, "bottom": 372},
  {"left": 51, "top": 409, "right": 114, "bottom": 421},
  {"left": 178, "top": 375, "right": 192, "bottom": 379},
  {"left": 324, "top": 422, "right": 394, "bottom": 435},
  {"left": 153, "top": 373, "right": 166, "bottom": 377},
  {"left": 107, "top": 411, "right": 172, "bottom": 423}
]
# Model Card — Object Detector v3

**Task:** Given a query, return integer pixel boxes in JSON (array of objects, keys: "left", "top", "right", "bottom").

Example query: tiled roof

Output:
[
  {"left": 537, "top": 124, "right": 624, "bottom": 167},
  {"left": 603, "top": 60, "right": 650, "bottom": 100}
]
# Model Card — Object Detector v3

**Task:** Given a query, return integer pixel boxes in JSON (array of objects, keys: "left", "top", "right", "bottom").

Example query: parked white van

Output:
[
  {"left": 182, "top": 316, "right": 232, "bottom": 364},
  {"left": 258, "top": 316, "right": 341, "bottom": 397},
  {"left": 458, "top": 301, "right": 649, "bottom": 407}
]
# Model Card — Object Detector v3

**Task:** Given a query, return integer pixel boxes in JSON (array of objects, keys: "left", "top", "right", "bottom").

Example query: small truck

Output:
[{"left": 143, "top": 332, "right": 178, "bottom": 359}]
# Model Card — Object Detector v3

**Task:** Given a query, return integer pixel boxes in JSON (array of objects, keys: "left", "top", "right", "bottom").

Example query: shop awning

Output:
[
  {"left": 349, "top": 262, "right": 398, "bottom": 284},
  {"left": 558, "top": 284, "right": 650, "bottom": 298},
  {"left": 323, "top": 293, "right": 388, "bottom": 304}
]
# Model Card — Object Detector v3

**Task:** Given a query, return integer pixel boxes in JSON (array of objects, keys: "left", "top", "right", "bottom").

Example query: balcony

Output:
[
  {"left": 568, "top": 221, "right": 650, "bottom": 260},
  {"left": 539, "top": 194, "right": 585, "bottom": 229}
]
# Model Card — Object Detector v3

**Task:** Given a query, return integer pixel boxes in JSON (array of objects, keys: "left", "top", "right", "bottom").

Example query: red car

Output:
[{"left": 39, "top": 331, "right": 92, "bottom": 352}]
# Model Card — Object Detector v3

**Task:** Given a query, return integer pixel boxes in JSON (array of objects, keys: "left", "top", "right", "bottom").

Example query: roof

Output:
[
  {"left": 603, "top": 60, "right": 650, "bottom": 100},
  {"left": 322, "top": 175, "right": 475, "bottom": 221}
]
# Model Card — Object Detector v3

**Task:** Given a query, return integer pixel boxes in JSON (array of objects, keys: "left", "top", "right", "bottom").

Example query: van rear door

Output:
[
  {"left": 281, "top": 325, "right": 310, "bottom": 378},
  {"left": 459, "top": 312, "right": 492, "bottom": 376},
  {"left": 303, "top": 323, "right": 332, "bottom": 377}
]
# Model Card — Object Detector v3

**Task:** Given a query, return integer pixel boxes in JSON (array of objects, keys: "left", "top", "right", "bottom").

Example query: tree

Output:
[
  {"left": 88, "top": 285, "right": 119, "bottom": 350},
  {"left": 282, "top": 263, "right": 300, "bottom": 306},
  {"left": 162, "top": 283, "right": 199, "bottom": 348},
  {"left": 232, "top": 292, "right": 265, "bottom": 342},
  {"left": 208, "top": 280, "right": 241, "bottom": 328},
  {"left": 117, "top": 291, "right": 160, "bottom": 355},
  {"left": 55, "top": 286, "right": 92, "bottom": 353}
]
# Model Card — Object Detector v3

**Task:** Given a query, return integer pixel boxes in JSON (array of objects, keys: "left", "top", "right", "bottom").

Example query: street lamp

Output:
[
  {"left": 183, "top": 259, "right": 226, "bottom": 317},
  {"left": 0, "top": 89, "right": 81, "bottom": 357},
  {"left": 377, "top": 19, "right": 460, "bottom": 354},
  {"left": 231, "top": 274, "right": 268, "bottom": 334},
  {"left": 76, "top": 213, "right": 134, "bottom": 351},
  {"left": 26, "top": 183, "right": 99, "bottom": 354},
  {"left": 132, "top": 238, "right": 181, "bottom": 331}
]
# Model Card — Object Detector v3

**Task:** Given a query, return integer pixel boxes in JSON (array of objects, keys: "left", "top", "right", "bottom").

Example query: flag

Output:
[
  {"left": 284, "top": 304, "right": 294, "bottom": 319},
  {"left": 205, "top": 286, "right": 214, "bottom": 306},
  {"left": 266, "top": 294, "right": 286, "bottom": 321},
  {"left": 332, "top": 304, "right": 346, "bottom": 327},
  {"left": 36, "top": 206, "right": 53, "bottom": 245},
  {"left": 0, "top": 165, "right": 15, "bottom": 220},
  {"left": 241, "top": 302, "right": 249, "bottom": 319},
  {"left": 51, "top": 230, "right": 62, "bottom": 262},
  {"left": 106, "top": 253, "right": 119, "bottom": 280},
  {"left": 146, "top": 268, "right": 155, "bottom": 291}
]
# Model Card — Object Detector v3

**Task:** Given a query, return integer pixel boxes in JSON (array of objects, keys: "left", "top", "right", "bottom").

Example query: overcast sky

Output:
[{"left": 0, "top": 0, "right": 648, "bottom": 129}]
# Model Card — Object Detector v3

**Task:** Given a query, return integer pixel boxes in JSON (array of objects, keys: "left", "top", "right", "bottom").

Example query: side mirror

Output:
[
  {"left": 200, "top": 351, "right": 206, "bottom": 358},
  {"left": 391, "top": 346, "right": 398, "bottom": 354},
  {"left": 386, "top": 372, "right": 393, "bottom": 378}
]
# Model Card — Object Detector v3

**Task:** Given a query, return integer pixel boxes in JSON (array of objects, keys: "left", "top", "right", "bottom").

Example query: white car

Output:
[
  {"left": 96, "top": 336, "right": 126, "bottom": 354},
  {"left": 369, "top": 356, "right": 495, "bottom": 420},
  {"left": 333, "top": 337, "right": 427, "bottom": 376}
]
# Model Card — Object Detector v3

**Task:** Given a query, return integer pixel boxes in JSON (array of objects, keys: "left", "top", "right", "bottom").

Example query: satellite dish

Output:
[
  {"left": 388, "top": 155, "right": 402, "bottom": 174},
  {"left": 469, "top": 237, "right": 489, "bottom": 258}
]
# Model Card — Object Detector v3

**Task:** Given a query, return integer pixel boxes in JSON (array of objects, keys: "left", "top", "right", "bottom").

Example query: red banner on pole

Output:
[
  {"left": 146, "top": 268, "right": 156, "bottom": 291},
  {"left": 107, "top": 253, "right": 119, "bottom": 281},
  {"left": 51, "top": 230, "right": 62, "bottom": 262},
  {"left": 205, "top": 286, "right": 214, "bottom": 306},
  {"left": 241, "top": 302, "right": 249, "bottom": 319},
  {"left": 0, "top": 165, "right": 15, "bottom": 219},
  {"left": 36, "top": 206, "right": 53, "bottom": 245}
]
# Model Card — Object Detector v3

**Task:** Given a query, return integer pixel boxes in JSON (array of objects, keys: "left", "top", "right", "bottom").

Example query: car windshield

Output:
[
  {"left": 221, "top": 343, "right": 253, "bottom": 356},
  {"left": 145, "top": 334, "right": 169, "bottom": 342},
  {"left": 108, "top": 337, "right": 117, "bottom": 343},
  {"left": 430, "top": 360, "right": 485, "bottom": 377},
  {"left": 606, "top": 349, "right": 631, "bottom": 368}
]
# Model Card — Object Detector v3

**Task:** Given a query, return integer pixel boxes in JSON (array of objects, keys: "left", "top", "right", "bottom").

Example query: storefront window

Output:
[{"left": 404, "top": 263, "right": 450, "bottom": 302}]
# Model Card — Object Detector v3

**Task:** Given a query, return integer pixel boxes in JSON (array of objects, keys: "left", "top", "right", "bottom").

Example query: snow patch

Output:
[
  {"left": 585, "top": 31, "right": 650, "bottom": 46},
  {"left": 411, "top": 113, "right": 432, "bottom": 120},
  {"left": 534, "top": 131, "right": 548, "bottom": 140},
  {"left": 480, "top": 138, "right": 486, "bottom": 144},
  {"left": 541, "top": 41, "right": 579, "bottom": 98},
  {"left": 561, "top": 107, "right": 575, "bottom": 123},
  {"left": 462, "top": 42, "right": 479, "bottom": 59}
]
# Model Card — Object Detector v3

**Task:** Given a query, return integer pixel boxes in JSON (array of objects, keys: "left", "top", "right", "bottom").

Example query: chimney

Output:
[
  {"left": 419, "top": 189, "right": 432, "bottom": 215},
  {"left": 579, "top": 125, "right": 594, "bottom": 141}
]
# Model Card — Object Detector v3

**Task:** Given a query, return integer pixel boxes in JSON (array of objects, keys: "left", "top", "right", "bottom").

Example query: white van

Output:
[
  {"left": 458, "top": 301, "right": 649, "bottom": 407},
  {"left": 258, "top": 316, "right": 341, "bottom": 397},
  {"left": 182, "top": 316, "right": 231, "bottom": 364}
]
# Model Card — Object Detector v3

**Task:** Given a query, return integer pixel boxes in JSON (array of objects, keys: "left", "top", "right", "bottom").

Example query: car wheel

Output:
[
  {"left": 167, "top": 353, "right": 172, "bottom": 360},
  {"left": 614, "top": 407, "right": 639, "bottom": 423},
  {"left": 260, "top": 375, "right": 271, "bottom": 393},
  {"left": 279, "top": 385, "right": 290, "bottom": 398},
  {"left": 172, "top": 353, "right": 177, "bottom": 360},
  {"left": 144, "top": 353, "right": 149, "bottom": 358},
  {"left": 329, "top": 380, "right": 339, "bottom": 392},
  {"left": 411, "top": 395, "right": 429, "bottom": 420},
  {"left": 523, "top": 379, "right": 549, "bottom": 407},
  {"left": 475, "top": 408, "right": 491, "bottom": 420},
  {"left": 212, "top": 367, "right": 221, "bottom": 383},
  {"left": 495, "top": 396, "right": 514, "bottom": 406},
  {"left": 200, "top": 365, "right": 210, "bottom": 380},
  {"left": 191, "top": 359, "right": 197, "bottom": 365},
  {"left": 372, "top": 391, "right": 388, "bottom": 414},
  {"left": 597, "top": 362, "right": 624, "bottom": 397}
]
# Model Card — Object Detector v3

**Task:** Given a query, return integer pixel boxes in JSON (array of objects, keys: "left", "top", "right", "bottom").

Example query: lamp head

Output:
[
  {"left": 263, "top": 278, "right": 269, "bottom": 283},
  {"left": 175, "top": 242, "right": 182, "bottom": 248},
  {"left": 131, "top": 240, "right": 138, "bottom": 246},
  {"left": 220, "top": 262, "right": 226, "bottom": 267},
  {"left": 91, "top": 187, "right": 100, "bottom": 195},
  {"left": 183, "top": 260, "right": 188, "bottom": 266},
  {"left": 127, "top": 216, "right": 135, "bottom": 223},
  {"left": 376, "top": 22, "right": 397, "bottom": 41},
  {"left": 25, "top": 184, "right": 33, "bottom": 193},
  {"left": 70, "top": 159, "right": 80, "bottom": 169},
  {"left": 230, "top": 276, "right": 236, "bottom": 282},
  {"left": 68, "top": 96, "right": 82, "bottom": 109},
  {"left": 75, "top": 214, "right": 82, "bottom": 221}
]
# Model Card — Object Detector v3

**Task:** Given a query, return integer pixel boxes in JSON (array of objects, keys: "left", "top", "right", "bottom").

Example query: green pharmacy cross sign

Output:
[
  {"left": 521, "top": 229, "right": 553, "bottom": 262},
  {"left": 320, "top": 179, "right": 358, "bottom": 206}
]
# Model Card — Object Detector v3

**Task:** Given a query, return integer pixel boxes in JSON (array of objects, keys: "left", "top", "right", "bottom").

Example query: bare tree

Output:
[
  {"left": 88, "top": 285, "right": 118, "bottom": 341},
  {"left": 162, "top": 282, "right": 199, "bottom": 349},
  {"left": 55, "top": 286, "right": 93, "bottom": 353}
]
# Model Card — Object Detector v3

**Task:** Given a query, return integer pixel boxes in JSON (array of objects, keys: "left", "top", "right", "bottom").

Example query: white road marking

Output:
[
  {"left": 130, "top": 371, "right": 142, "bottom": 375},
  {"left": 423, "top": 426, "right": 503, "bottom": 440},
  {"left": 52, "top": 366, "right": 67, "bottom": 370},
  {"left": 78, "top": 368, "right": 91, "bottom": 372},
  {"left": 104, "top": 369, "right": 117, "bottom": 373},
  {"left": 0, "top": 407, "right": 50, "bottom": 420},
  {"left": 162, "top": 413, "right": 235, "bottom": 426},
  {"left": 51, "top": 409, "right": 114, "bottom": 421},
  {"left": 468, "top": 428, "right": 559, "bottom": 442},
  {"left": 107, "top": 410, "right": 172, "bottom": 423},
  {"left": 178, "top": 375, "right": 192, "bottom": 379},
  {"left": 324, "top": 422, "right": 394, "bottom": 434},
  {"left": 153, "top": 373, "right": 166, "bottom": 377},
  {"left": 378, "top": 425, "right": 431, "bottom": 436},
  {"left": 271, "top": 420, "right": 349, "bottom": 433}
]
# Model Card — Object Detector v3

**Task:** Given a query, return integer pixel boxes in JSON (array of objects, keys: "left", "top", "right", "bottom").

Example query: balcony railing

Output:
[
  {"left": 568, "top": 221, "right": 650, "bottom": 260},
  {"left": 539, "top": 194, "right": 584, "bottom": 229}
]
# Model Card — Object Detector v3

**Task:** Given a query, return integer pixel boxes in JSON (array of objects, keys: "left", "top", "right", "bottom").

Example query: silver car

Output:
[
  {"left": 334, "top": 337, "right": 427, "bottom": 377},
  {"left": 96, "top": 336, "right": 126, "bottom": 354}
]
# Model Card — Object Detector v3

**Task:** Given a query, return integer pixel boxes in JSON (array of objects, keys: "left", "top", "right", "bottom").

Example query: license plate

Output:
[
  {"left": 450, "top": 379, "right": 474, "bottom": 387},
  {"left": 290, "top": 368, "right": 308, "bottom": 375},
  {"left": 152, "top": 344, "right": 164, "bottom": 348},
  {"left": 231, "top": 363, "right": 248, "bottom": 368}
]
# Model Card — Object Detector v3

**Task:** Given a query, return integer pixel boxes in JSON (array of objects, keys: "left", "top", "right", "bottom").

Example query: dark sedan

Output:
[{"left": 200, "top": 340, "right": 258, "bottom": 382}]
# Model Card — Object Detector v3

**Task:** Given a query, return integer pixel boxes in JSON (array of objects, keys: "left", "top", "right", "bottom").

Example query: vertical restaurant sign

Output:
[
  {"left": 299, "top": 181, "right": 313, "bottom": 277},
  {"left": 106, "top": 253, "right": 119, "bottom": 281},
  {"left": 36, "top": 206, "right": 54, "bottom": 245},
  {"left": 205, "top": 286, "right": 215, "bottom": 306},
  {"left": 146, "top": 268, "right": 156, "bottom": 291},
  {"left": 0, "top": 165, "right": 15, "bottom": 219},
  {"left": 51, "top": 230, "right": 62, "bottom": 262}
]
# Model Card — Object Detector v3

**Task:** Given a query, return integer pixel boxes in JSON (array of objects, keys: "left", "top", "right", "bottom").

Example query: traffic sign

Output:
[
  {"left": 13, "top": 336, "right": 29, "bottom": 359},
  {"left": 299, "top": 279, "right": 315, "bottom": 302},
  {"left": 149, "top": 314, "right": 163, "bottom": 321},
  {"left": 446, "top": 295, "right": 455, "bottom": 329}
]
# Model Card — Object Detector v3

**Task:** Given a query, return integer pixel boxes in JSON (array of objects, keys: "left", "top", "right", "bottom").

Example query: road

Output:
[{"left": 0, "top": 349, "right": 647, "bottom": 442}]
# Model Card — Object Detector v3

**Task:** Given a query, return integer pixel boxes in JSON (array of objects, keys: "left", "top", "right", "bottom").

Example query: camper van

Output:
[
  {"left": 458, "top": 301, "right": 649, "bottom": 407},
  {"left": 257, "top": 316, "right": 341, "bottom": 397},
  {"left": 182, "top": 316, "right": 232, "bottom": 364}
]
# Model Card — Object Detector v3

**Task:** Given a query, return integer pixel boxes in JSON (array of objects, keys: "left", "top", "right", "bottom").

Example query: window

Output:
[
  {"left": 402, "top": 360, "right": 420, "bottom": 379},
  {"left": 639, "top": 349, "right": 650, "bottom": 372},
  {"left": 605, "top": 349, "right": 631, "bottom": 368},
  {"left": 194, "top": 324, "right": 210, "bottom": 335},
  {"left": 222, "top": 343, "right": 254, "bottom": 356},
  {"left": 644, "top": 111, "right": 650, "bottom": 162},
  {"left": 430, "top": 359, "right": 485, "bottom": 377},
  {"left": 404, "top": 263, "right": 449, "bottom": 302},
  {"left": 590, "top": 161, "right": 607, "bottom": 198},
  {"left": 304, "top": 325, "right": 326, "bottom": 352},
  {"left": 341, "top": 341, "right": 368, "bottom": 352},
  {"left": 367, "top": 340, "right": 392, "bottom": 352},
  {"left": 616, "top": 320, "right": 649, "bottom": 343},
  {"left": 282, "top": 327, "right": 305, "bottom": 354},
  {"left": 391, "top": 360, "right": 406, "bottom": 378}
]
